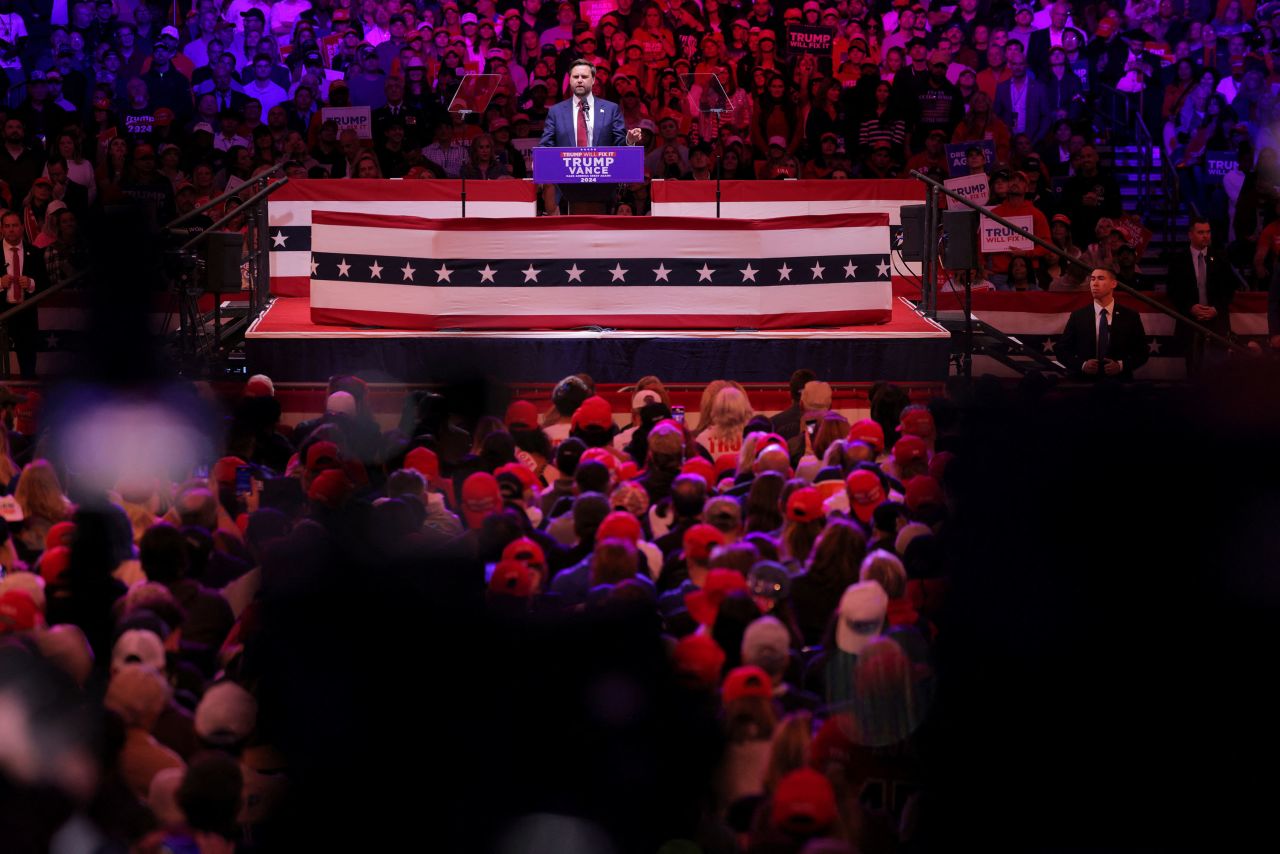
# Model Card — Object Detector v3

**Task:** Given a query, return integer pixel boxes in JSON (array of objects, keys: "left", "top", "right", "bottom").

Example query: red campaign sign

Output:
[
  {"left": 787, "top": 24, "right": 835, "bottom": 56},
  {"left": 579, "top": 0, "right": 614, "bottom": 27},
  {"left": 319, "top": 34, "right": 342, "bottom": 68}
]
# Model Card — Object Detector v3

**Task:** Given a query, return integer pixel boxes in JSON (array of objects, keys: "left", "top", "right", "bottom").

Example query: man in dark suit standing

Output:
[
  {"left": 994, "top": 54, "right": 1052, "bottom": 147},
  {"left": 1166, "top": 217, "right": 1236, "bottom": 373},
  {"left": 1055, "top": 267, "right": 1149, "bottom": 381},
  {"left": 539, "top": 58, "right": 642, "bottom": 214},
  {"left": 1, "top": 210, "right": 47, "bottom": 379}
]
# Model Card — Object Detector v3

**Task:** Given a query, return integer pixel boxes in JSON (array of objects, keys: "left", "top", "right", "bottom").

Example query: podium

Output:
[{"left": 533, "top": 146, "right": 644, "bottom": 214}]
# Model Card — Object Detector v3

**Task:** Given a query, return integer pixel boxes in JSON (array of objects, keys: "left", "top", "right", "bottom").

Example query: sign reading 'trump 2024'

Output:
[{"left": 532, "top": 147, "right": 645, "bottom": 184}]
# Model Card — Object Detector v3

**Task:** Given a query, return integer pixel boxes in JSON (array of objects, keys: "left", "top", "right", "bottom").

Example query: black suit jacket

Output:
[
  {"left": 1054, "top": 301, "right": 1149, "bottom": 380},
  {"left": 2, "top": 239, "right": 48, "bottom": 340},
  {"left": 1166, "top": 247, "right": 1235, "bottom": 339}
]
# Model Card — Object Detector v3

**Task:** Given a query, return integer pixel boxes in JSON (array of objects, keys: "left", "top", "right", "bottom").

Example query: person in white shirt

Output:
[
  {"left": 242, "top": 53, "right": 289, "bottom": 113},
  {"left": 183, "top": 10, "right": 220, "bottom": 67}
]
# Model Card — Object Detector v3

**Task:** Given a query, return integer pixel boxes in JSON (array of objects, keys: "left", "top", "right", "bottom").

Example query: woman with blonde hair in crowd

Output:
[
  {"left": 14, "top": 459, "right": 75, "bottom": 559},
  {"left": 696, "top": 384, "right": 753, "bottom": 456}
]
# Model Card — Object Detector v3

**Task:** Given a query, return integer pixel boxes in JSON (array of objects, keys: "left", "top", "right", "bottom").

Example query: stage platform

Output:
[{"left": 244, "top": 296, "right": 950, "bottom": 384}]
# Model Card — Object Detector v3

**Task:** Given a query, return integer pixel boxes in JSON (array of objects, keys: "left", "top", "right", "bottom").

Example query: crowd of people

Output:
[
  {"left": 1, "top": 355, "right": 1277, "bottom": 851},
  {"left": 0, "top": 368, "right": 957, "bottom": 851},
  {"left": 2, "top": 0, "right": 1280, "bottom": 291}
]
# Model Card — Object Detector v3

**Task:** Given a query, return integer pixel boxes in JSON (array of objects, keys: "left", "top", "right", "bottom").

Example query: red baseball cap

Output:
[
  {"left": 461, "top": 472, "right": 503, "bottom": 529},
  {"left": 681, "top": 457, "right": 716, "bottom": 484},
  {"left": 571, "top": 395, "right": 614, "bottom": 430},
  {"left": 785, "top": 487, "right": 825, "bottom": 523},
  {"left": 0, "top": 590, "right": 43, "bottom": 634},
  {"left": 898, "top": 407, "right": 935, "bottom": 438},
  {"left": 771, "top": 768, "right": 838, "bottom": 833},
  {"left": 501, "top": 536, "right": 546, "bottom": 570},
  {"left": 494, "top": 462, "right": 537, "bottom": 491},
  {"left": 683, "top": 523, "right": 726, "bottom": 563},
  {"left": 45, "top": 521, "right": 76, "bottom": 551},
  {"left": 684, "top": 568, "right": 748, "bottom": 626},
  {"left": 579, "top": 447, "right": 619, "bottom": 472},
  {"left": 721, "top": 665, "right": 773, "bottom": 704},
  {"left": 305, "top": 441, "right": 341, "bottom": 471},
  {"left": 404, "top": 446, "right": 440, "bottom": 480},
  {"left": 672, "top": 633, "right": 726, "bottom": 689},
  {"left": 848, "top": 418, "right": 885, "bottom": 452},
  {"left": 598, "top": 510, "right": 642, "bottom": 544},
  {"left": 845, "top": 469, "right": 886, "bottom": 523},
  {"left": 504, "top": 399, "right": 540, "bottom": 430},
  {"left": 39, "top": 546, "right": 73, "bottom": 585},
  {"left": 893, "top": 435, "right": 929, "bottom": 464},
  {"left": 308, "top": 469, "right": 354, "bottom": 508},
  {"left": 713, "top": 453, "right": 739, "bottom": 480},
  {"left": 489, "top": 559, "right": 536, "bottom": 597}
]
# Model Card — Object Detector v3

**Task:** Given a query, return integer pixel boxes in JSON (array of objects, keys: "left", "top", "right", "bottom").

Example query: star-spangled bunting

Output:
[
  {"left": 272, "top": 231, "right": 287, "bottom": 247},
  {"left": 311, "top": 254, "right": 895, "bottom": 286}
]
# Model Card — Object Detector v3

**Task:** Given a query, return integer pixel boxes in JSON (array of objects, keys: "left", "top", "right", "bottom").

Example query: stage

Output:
[{"left": 244, "top": 295, "right": 950, "bottom": 384}]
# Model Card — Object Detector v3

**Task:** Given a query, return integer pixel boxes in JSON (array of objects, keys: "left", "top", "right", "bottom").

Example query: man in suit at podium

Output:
[
  {"left": 1054, "top": 267, "right": 1149, "bottom": 381},
  {"left": 539, "top": 59, "right": 642, "bottom": 214}
]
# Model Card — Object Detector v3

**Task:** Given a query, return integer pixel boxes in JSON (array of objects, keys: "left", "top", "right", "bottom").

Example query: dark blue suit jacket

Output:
[{"left": 539, "top": 96, "right": 629, "bottom": 147}]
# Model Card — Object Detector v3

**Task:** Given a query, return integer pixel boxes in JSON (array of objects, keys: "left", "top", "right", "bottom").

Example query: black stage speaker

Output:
[
  {"left": 942, "top": 210, "right": 980, "bottom": 269},
  {"left": 899, "top": 204, "right": 926, "bottom": 261},
  {"left": 205, "top": 231, "right": 244, "bottom": 293}
]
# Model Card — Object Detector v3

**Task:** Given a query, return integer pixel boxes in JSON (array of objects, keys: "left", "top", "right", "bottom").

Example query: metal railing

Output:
[
  {"left": 908, "top": 169, "right": 1251, "bottom": 356},
  {"left": 1133, "top": 113, "right": 1153, "bottom": 214},
  {"left": 167, "top": 164, "right": 286, "bottom": 313}
]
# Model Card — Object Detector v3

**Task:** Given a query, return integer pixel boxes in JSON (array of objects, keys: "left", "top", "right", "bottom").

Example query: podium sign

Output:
[{"left": 533, "top": 147, "right": 645, "bottom": 184}]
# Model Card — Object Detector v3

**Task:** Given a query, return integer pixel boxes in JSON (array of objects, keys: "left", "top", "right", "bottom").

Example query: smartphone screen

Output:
[
  {"left": 235, "top": 465, "right": 253, "bottom": 494},
  {"left": 671, "top": 405, "right": 685, "bottom": 424}
]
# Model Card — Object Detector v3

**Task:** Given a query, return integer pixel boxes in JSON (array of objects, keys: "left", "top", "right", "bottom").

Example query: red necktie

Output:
[
  {"left": 577, "top": 98, "right": 589, "bottom": 147},
  {"left": 8, "top": 246, "right": 20, "bottom": 304}
]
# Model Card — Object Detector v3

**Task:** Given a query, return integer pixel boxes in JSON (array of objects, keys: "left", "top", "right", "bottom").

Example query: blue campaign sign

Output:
[
  {"left": 532, "top": 146, "right": 645, "bottom": 184},
  {"left": 945, "top": 139, "right": 996, "bottom": 173}
]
